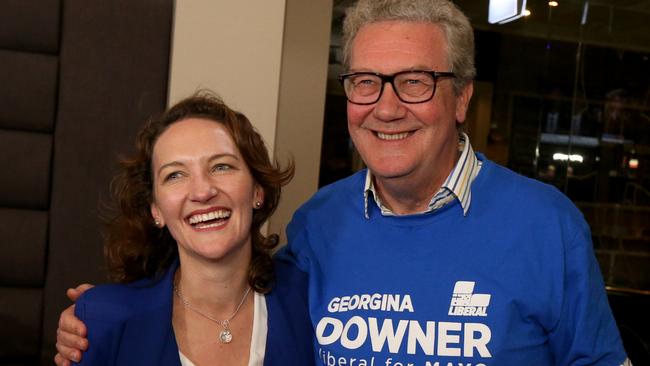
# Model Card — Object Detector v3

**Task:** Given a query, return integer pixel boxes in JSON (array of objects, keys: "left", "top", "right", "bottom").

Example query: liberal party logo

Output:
[{"left": 448, "top": 281, "right": 491, "bottom": 317}]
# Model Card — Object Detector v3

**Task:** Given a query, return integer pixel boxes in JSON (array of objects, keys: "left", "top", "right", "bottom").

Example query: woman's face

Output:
[{"left": 149, "top": 118, "right": 263, "bottom": 262}]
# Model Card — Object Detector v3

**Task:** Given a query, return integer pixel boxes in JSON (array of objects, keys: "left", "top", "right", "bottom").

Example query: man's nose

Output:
[{"left": 373, "top": 83, "right": 407, "bottom": 121}]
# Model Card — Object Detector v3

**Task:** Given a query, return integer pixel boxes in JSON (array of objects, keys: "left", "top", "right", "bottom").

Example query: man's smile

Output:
[{"left": 375, "top": 131, "right": 414, "bottom": 141}]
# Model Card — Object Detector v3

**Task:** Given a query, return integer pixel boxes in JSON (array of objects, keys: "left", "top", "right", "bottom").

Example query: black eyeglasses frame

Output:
[{"left": 338, "top": 70, "right": 456, "bottom": 105}]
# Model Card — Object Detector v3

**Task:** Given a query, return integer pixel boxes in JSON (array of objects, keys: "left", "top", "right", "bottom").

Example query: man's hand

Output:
[{"left": 54, "top": 284, "right": 94, "bottom": 366}]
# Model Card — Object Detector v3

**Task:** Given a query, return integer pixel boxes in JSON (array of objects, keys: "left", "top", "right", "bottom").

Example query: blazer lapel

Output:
[{"left": 116, "top": 260, "right": 182, "bottom": 366}]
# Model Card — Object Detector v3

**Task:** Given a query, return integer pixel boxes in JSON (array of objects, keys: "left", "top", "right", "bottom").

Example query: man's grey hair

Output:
[{"left": 342, "top": 0, "right": 476, "bottom": 94}]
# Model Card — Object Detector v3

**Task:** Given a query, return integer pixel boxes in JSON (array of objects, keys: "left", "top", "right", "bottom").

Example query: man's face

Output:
[{"left": 347, "top": 21, "right": 473, "bottom": 192}]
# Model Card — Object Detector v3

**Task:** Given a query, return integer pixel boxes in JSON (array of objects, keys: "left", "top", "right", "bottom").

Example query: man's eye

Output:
[
  {"left": 353, "top": 78, "right": 377, "bottom": 87},
  {"left": 405, "top": 79, "right": 424, "bottom": 85},
  {"left": 401, "top": 76, "right": 431, "bottom": 85}
]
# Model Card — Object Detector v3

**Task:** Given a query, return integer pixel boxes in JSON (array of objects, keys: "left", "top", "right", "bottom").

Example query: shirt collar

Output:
[{"left": 363, "top": 132, "right": 481, "bottom": 218}]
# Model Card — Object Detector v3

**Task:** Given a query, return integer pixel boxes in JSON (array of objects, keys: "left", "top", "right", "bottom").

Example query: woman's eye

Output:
[
  {"left": 212, "top": 164, "right": 232, "bottom": 172},
  {"left": 163, "top": 171, "right": 183, "bottom": 182}
]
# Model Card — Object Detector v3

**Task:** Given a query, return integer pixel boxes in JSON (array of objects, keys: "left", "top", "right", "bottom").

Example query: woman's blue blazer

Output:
[{"left": 73, "top": 256, "right": 314, "bottom": 365}]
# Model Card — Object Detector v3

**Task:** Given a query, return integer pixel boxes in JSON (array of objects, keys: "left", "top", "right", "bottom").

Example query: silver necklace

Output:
[{"left": 174, "top": 284, "right": 251, "bottom": 344}]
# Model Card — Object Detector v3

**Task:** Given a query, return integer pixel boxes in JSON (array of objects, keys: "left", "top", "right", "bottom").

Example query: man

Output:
[{"left": 56, "top": 0, "right": 630, "bottom": 365}]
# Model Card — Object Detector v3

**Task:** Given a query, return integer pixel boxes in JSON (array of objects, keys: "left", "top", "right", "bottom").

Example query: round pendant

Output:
[{"left": 219, "top": 329, "right": 233, "bottom": 344}]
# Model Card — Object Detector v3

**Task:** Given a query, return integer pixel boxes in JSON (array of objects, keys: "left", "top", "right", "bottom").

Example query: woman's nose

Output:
[{"left": 188, "top": 175, "right": 218, "bottom": 202}]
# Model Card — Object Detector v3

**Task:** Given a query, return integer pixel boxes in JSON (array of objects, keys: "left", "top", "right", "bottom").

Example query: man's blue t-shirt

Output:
[{"left": 283, "top": 156, "right": 628, "bottom": 366}]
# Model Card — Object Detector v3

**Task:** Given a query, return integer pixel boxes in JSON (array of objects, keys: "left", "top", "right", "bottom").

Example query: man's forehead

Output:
[
  {"left": 347, "top": 64, "right": 434, "bottom": 73},
  {"left": 352, "top": 20, "right": 445, "bottom": 42},
  {"left": 349, "top": 20, "right": 449, "bottom": 72}
]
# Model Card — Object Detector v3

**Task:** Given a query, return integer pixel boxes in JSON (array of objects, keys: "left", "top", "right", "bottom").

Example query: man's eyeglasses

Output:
[{"left": 338, "top": 70, "right": 456, "bottom": 105}]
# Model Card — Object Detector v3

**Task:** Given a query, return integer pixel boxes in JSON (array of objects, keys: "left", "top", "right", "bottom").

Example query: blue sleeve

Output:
[
  {"left": 72, "top": 291, "right": 126, "bottom": 366},
  {"left": 548, "top": 220, "right": 628, "bottom": 366},
  {"left": 278, "top": 207, "right": 313, "bottom": 274}
]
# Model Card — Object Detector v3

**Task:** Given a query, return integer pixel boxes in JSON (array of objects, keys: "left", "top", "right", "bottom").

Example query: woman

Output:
[{"left": 54, "top": 92, "right": 313, "bottom": 365}]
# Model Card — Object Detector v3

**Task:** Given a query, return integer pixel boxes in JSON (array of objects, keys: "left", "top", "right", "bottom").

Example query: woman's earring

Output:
[
  {"left": 154, "top": 219, "right": 161, "bottom": 227},
  {"left": 254, "top": 201, "right": 262, "bottom": 209}
]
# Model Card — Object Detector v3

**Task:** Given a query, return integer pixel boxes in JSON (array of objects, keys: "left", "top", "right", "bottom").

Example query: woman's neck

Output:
[
  {"left": 174, "top": 245, "right": 251, "bottom": 315},
  {"left": 172, "top": 246, "right": 255, "bottom": 366}
]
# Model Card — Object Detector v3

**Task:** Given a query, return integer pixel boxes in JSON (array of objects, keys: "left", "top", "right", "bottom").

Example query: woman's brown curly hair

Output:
[{"left": 104, "top": 91, "right": 294, "bottom": 293}]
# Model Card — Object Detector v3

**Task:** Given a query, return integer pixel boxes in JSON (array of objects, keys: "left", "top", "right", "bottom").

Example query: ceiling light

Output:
[
  {"left": 553, "top": 153, "right": 584, "bottom": 163},
  {"left": 524, "top": 9, "right": 531, "bottom": 16},
  {"left": 488, "top": 0, "right": 529, "bottom": 24},
  {"left": 548, "top": 1, "right": 559, "bottom": 6}
]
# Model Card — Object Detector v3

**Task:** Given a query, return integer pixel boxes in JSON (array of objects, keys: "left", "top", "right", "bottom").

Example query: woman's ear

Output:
[
  {"left": 150, "top": 202, "right": 165, "bottom": 227},
  {"left": 253, "top": 184, "right": 265, "bottom": 209}
]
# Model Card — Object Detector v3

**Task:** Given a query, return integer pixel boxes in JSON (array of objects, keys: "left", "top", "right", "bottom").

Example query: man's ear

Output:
[{"left": 455, "top": 81, "right": 474, "bottom": 124}]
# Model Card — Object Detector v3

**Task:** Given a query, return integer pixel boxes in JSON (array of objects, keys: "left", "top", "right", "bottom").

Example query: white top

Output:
[{"left": 179, "top": 292, "right": 267, "bottom": 366}]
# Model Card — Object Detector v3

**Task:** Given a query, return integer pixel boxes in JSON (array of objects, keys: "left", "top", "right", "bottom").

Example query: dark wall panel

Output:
[
  {"left": 0, "top": 131, "right": 52, "bottom": 209},
  {"left": 0, "top": 50, "right": 58, "bottom": 132},
  {"left": 0, "top": 0, "right": 60, "bottom": 53},
  {"left": 40, "top": 1, "right": 174, "bottom": 363},
  {"left": 0, "top": 209, "right": 48, "bottom": 286},
  {"left": 0, "top": 288, "right": 43, "bottom": 363}
]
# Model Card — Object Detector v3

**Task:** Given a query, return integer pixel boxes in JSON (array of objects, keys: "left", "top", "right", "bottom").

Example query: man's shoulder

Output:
[
  {"left": 483, "top": 159, "right": 573, "bottom": 202},
  {"left": 478, "top": 158, "right": 583, "bottom": 219},
  {"left": 284, "top": 170, "right": 366, "bottom": 262},
  {"left": 294, "top": 170, "right": 366, "bottom": 217},
  {"left": 310, "top": 170, "right": 366, "bottom": 202}
]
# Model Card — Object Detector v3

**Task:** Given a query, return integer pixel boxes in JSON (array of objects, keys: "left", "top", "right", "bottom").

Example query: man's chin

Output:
[{"left": 367, "top": 164, "right": 414, "bottom": 182}]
